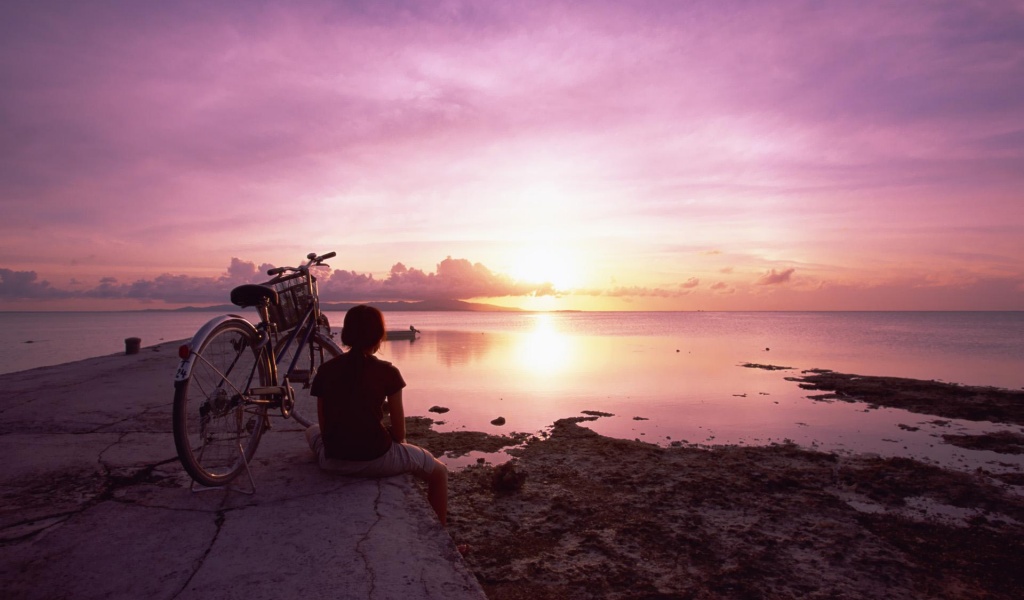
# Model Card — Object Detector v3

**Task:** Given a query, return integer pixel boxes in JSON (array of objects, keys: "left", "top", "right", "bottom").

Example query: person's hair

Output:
[{"left": 341, "top": 305, "right": 386, "bottom": 353}]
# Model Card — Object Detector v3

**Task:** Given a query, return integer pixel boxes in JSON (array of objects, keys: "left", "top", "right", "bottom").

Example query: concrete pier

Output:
[{"left": 0, "top": 343, "right": 485, "bottom": 600}]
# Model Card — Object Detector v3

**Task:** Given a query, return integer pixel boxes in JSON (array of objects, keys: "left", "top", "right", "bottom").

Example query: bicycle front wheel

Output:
[
  {"left": 288, "top": 332, "right": 341, "bottom": 427},
  {"left": 173, "top": 319, "right": 269, "bottom": 487}
]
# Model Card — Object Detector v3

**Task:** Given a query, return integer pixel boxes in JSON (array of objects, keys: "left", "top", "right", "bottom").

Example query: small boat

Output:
[{"left": 386, "top": 326, "right": 421, "bottom": 341}]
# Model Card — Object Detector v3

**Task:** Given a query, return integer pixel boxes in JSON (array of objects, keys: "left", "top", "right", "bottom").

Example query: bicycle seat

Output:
[{"left": 230, "top": 284, "right": 279, "bottom": 308}]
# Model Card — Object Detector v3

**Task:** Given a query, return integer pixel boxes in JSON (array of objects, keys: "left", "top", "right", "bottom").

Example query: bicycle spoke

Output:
[
  {"left": 174, "top": 320, "right": 267, "bottom": 486},
  {"left": 191, "top": 346, "right": 251, "bottom": 402},
  {"left": 174, "top": 252, "right": 337, "bottom": 487}
]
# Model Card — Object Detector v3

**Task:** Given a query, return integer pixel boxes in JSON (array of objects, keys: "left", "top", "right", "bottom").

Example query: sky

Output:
[{"left": 2, "top": 0, "right": 1023, "bottom": 311}]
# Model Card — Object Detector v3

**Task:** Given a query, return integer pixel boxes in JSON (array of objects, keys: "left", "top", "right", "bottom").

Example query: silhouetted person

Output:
[{"left": 306, "top": 305, "right": 448, "bottom": 524}]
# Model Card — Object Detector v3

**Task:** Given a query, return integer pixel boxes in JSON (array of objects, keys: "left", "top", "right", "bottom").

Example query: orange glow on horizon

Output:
[{"left": 508, "top": 245, "right": 582, "bottom": 292}]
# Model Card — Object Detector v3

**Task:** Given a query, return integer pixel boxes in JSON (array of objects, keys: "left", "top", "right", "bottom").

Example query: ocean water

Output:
[
  {"left": 2, "top": 310, "right": 1022, "bottom": 472},
  {"left": 1, "top": 311, "right": 215, "bottom": 375}
]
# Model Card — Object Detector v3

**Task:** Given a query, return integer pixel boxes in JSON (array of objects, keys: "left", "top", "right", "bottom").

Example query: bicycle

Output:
[{"left": 172, "top": 251, "right": 342, "bottom": 489}]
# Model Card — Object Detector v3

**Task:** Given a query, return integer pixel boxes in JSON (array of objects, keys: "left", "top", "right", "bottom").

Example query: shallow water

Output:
[
  {"left": 3, "top": 310, "right": 1022, "bottom": 473},
  {"left": 371, "top": 314, "right": 1023, "bottom": 473}
]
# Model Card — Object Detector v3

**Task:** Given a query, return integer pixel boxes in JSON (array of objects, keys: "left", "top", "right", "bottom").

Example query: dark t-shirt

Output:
[{"left": 310, "top": 351, "right": 406, "bottom": 461}]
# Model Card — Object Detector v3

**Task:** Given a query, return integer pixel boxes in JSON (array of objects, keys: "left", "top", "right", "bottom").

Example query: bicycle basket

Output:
[{"left": 266, "top": 274, "right": 316, "bottom": 331}]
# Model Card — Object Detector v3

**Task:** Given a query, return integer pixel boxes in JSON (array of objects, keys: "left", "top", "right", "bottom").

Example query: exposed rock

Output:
[
  {"left": 791, "top": 369, "right": 1024, "bottom": 424},
  {"left": 490, "top": 461, "right": 527, "bottom": 493},
  {"left": 446, "top": 418, "right": 1024, "bottom": 600},
  {"left": 741, "top": 362, "right": 792, "bottom": 370}
]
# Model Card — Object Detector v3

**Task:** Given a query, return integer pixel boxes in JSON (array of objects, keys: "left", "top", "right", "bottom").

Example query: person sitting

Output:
[{"left": 305, "top": 305, "right": 448, "bottom": 524}]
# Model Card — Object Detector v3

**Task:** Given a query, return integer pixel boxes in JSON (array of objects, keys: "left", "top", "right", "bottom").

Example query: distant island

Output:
[
  {"left": 150, "top": 299, "right": 521, "bottom": 313},
  {"left": 324, "top": 299, "right": 519, "bottom": 312}
]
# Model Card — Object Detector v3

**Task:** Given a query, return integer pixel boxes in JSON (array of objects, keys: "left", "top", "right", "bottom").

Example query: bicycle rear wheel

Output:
[
  {"left": 286, "top": 331, "right": 341, "bottom": 427},
  {"left": 173, "top": 319, "right": 269, "bottom": 487}
]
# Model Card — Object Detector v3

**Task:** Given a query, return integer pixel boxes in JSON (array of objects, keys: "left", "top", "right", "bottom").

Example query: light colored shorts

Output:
[{"left": 305, "top": 425, "right": 440, "bottom": 480}]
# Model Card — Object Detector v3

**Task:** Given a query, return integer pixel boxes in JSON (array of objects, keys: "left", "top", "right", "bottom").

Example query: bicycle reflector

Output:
[{"left": 178, "top": 344, "right": 191, "bottom": 360}]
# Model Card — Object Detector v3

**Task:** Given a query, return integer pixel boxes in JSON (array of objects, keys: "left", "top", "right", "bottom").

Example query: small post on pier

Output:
[{"left": 124, "top": 337, "right": 141, "bottom": 355}]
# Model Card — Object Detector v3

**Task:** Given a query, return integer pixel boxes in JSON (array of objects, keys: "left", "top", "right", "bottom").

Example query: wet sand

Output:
[{"left": 406, "top": 370, "right": 1024, "bottom": 599}]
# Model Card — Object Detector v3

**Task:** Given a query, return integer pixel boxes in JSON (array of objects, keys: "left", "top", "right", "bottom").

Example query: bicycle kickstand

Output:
[{"left": 189, "top": 442, "right": 257, "bottom": 495}]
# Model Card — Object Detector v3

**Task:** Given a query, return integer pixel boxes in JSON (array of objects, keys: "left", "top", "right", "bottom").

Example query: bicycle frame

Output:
[
  {"left": 179, "top": 251, "right": 328, "bottom": 368},
  {"left": 175, "top": 254, "right": 338, "bottom": 420},
  {"left": 174, "top": 314, "right": 261, "bottom": 383},
  {"left": 173, "top": 251, "right": 339, "bottom": 489}
]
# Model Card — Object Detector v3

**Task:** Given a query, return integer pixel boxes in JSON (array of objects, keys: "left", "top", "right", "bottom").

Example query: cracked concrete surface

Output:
[{"left": 0, "top": 343, "right": 486, "bottom": 600}]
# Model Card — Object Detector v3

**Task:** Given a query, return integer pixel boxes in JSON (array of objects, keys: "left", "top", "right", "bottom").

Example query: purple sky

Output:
[{"left": 2, "top": 0, "right": 1023, "bottom": 310}]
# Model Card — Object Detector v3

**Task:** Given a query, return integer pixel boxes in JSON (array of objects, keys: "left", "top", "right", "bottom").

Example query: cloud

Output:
[
  {"left": 578, "top": 281, "right": 699, "bottom": 298},
  {"left": 742, "top": 275, "right": 1024, "bottom": 311},
  {"left": 600, "top": 286, "right": 680, "bottom": 298},
  {"left": 547, "top": 276, "right": 701, "bottom": 299},
  {"left": 757, "top": 268, "right": 795, "bottom": 285},
  {"left": 0, "top": 256, "right": 557, "bottom": 305},
  {"left": 320, "top": 257, "right": 555, "bottom": 301},
  {"left": 0, "top": 268, "right": 72, "bottom": 299},
  {"left": 79, "top": 258, "right": 272, "bottom": 304}
]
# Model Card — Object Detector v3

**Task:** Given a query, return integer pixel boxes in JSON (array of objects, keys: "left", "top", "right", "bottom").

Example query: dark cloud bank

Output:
[
  {"left": 4, "top": 260, "right": 1021, "bottom": 310},
  {"left": 1, "top": 258, "right": 741, "bottom": 306},
  {"left": 0, "top": 258, "right": 558, "bottom": 306}
]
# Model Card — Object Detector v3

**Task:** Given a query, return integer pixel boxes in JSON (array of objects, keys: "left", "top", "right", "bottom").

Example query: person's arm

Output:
[
  {"left": 388, "top": 389, "right": 406, "bottom": 443},
  {"left": 317, "top": 396, "right": 326, "bottom": 428}
]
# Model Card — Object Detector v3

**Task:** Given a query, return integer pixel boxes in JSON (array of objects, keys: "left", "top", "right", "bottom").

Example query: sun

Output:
[{"left": 509, "top": 246, "right": 581, "bottom": 291}]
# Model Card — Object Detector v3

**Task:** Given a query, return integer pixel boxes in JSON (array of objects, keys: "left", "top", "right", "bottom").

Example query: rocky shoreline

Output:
[{"left": 407, "top": 370, "right": 1024, "bottom": 599}]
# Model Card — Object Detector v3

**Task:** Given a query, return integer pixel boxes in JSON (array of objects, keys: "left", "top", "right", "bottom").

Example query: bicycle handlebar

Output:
[{"left": 265, "top": 251, "right": 336, "bottom": 276}]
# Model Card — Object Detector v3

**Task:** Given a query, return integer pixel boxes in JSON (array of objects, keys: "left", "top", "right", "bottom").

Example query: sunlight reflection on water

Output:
[
  {"left": 514, "top": 314, "right": 572, "bottom": 375},
  {"left": 2, "top": 310, "right": 1020, "bottom": 474},
  {"left": 373, "top": 312, "right": 1024, "bottom": 474}
]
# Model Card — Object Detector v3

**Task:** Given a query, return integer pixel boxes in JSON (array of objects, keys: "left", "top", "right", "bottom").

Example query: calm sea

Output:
[{"left": 2, "top": 310, "right": 1021, "bottom": 472}]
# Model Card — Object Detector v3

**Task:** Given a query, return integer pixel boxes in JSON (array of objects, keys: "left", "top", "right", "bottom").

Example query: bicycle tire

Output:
[
  {"left": 287, "top": 331, "right": 341, "bottom": 427},
  {"left": 173, "top": 319, "right": 270, "bottom": 487}
]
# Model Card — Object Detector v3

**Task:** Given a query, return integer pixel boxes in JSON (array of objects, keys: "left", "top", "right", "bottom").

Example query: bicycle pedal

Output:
[
  {"left": 289, "top": 369, "right": 311, "bottom": 384},
  {"left": 250, "top": 385, "right": 286, "bottom": 397}
]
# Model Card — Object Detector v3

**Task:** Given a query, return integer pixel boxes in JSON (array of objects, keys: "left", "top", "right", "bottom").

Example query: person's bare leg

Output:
[{"left": 427, "top": 464, "right": 448, "bottom": 526}]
